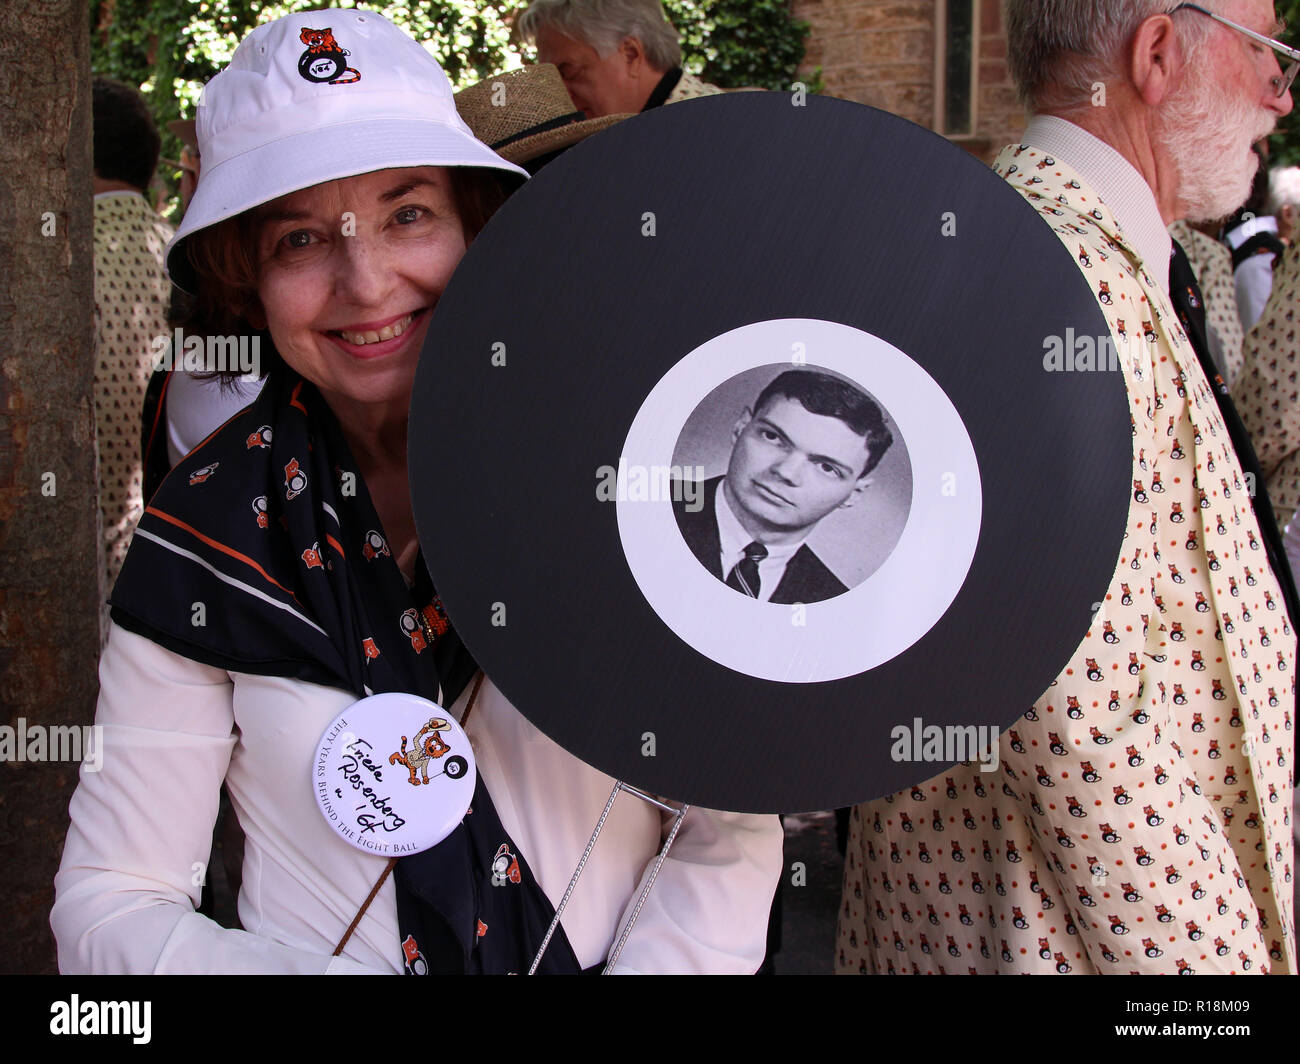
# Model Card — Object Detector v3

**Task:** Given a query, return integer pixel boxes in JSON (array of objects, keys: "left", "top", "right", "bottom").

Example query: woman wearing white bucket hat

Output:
[{"left": 52, "top": 9, "right": 781, "bottom": 975}]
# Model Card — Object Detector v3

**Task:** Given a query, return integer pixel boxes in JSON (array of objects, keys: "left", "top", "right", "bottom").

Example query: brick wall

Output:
[
  {"left": 974, "top": 0, "right": 1027, "bottom": 157},
  {"left": 793, "top": 0, "right": 1027, "bottom": 163}
]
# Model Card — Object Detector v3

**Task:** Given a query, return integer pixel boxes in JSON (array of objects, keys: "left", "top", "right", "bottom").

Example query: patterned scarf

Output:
[{"left": 111, "top": 366, "right": 581, "bottom": 974}]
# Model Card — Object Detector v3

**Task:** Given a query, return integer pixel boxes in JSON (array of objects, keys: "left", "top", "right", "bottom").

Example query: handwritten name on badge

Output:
[{"left": 313, "top": 693, "right": 476, "bottom": 856}]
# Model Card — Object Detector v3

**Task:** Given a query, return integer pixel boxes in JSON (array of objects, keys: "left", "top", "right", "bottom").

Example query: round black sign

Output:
[{"left": 411, "top": 92, "right": 1129, "bottom": 813}]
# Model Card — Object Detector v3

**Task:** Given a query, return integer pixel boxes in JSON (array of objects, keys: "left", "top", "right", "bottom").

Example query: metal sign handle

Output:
[{"left": 527, "top": 781, "right": 690, "bottom": 975}]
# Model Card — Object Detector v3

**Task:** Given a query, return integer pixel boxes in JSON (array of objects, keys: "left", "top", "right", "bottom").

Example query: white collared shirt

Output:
[
  {"left": 714, "top": 477, "right": 807, "bottom": 603},
  {"left": 1023, "top": 115, "right": 1173, "bottom": 294},
  {"left": 51, "top": 624, "right": 783, "bottom": 974}
]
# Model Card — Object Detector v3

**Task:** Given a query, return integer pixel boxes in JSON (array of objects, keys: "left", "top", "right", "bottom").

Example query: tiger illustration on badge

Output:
[{"left": 389, "top": 716, "right": 468, "bottom": 785}]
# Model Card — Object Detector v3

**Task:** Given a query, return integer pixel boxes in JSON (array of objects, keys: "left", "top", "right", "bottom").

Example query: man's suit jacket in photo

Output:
[{"left": 672, "top": 476, "right": 848, "bottom": 604}]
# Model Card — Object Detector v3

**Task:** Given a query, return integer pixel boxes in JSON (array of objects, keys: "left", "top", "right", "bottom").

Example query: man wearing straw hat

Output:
[
  {"left": 455, "top": 63, "right": 632, "bottom": 174},
  {"left": 515, "top": 0, "right": 721, "bottom": 120}
]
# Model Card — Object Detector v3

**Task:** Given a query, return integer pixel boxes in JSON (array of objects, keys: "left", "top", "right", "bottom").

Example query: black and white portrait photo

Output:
[
  {"left": 670, "top": 366, "right": 912, "bottom": 604},
  {"left": 616, "top": 318, "right": 981, "bottom": 683}
]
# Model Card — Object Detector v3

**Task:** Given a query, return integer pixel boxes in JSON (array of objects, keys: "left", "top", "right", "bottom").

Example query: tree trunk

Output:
[{"left": 0, "top": 0, "right": 99, "bottom": 974}]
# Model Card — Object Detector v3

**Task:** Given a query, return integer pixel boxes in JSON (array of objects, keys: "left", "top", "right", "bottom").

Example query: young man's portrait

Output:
[{"left": 671, "top": 366, "right": 910, "bottom": 604}]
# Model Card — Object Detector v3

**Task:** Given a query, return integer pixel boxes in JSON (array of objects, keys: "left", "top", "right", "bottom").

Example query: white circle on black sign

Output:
[{"left": 616, "top": 318, "right": 982, "bottom": 682}]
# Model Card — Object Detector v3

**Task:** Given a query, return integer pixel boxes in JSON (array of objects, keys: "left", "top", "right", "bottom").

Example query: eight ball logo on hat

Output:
[
  {"left": 297, "top": 26, "right": 362, "bottom": 85},
  {"left": 313, "top": 693, "right": 476, "bottom": 857}
]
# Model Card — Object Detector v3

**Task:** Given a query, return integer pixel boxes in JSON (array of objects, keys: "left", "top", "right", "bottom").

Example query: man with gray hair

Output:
[
  {"left": 837, "top": 0, "right": 1298, "bottom": 976},
  {"left": 516, "top": 0, "right": 720, "bottom": 118},
  {"left": 1228, "top": 156, "right": 1294, "bottom": 329},
  {"left": 1267, "top": 164, "right": 1300, "bottom": 240},
  {"left": 1236, "top": 163, "right": 1300, "bottom": 580}
]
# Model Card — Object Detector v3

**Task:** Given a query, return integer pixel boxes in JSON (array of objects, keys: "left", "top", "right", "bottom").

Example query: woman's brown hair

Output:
[{"left": 180, "top": 166, "right": 517, "bottom": 384}]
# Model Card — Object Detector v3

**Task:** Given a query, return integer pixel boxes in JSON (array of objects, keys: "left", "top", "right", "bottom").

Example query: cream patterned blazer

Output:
[
  {"left": 93, "top": 193, "right": 174, "bottom": 611},
  {"left": 666, "top": 70, "right": 723, "bottom": 104},
  {"left": 1233, "top": 243, "right": 1300, "bottom": 529},
  {"left": 836, "top": 144, "right": 1296, "bottom": 975}
]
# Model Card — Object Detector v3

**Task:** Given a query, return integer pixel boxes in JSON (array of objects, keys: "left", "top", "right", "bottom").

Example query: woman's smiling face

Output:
[{"left": 251, "top": 165, "right": 468, "bottom": 420}]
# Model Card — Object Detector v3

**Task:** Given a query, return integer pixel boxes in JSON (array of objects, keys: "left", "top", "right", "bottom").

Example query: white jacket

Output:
[{"left": 51, "top": 623, "right": 782, "bottom": 974}]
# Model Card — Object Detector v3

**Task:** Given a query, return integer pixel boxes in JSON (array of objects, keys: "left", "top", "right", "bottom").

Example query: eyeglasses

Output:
[{"left": 1168, "top": 2, "right": 1300, "bottom": 97}]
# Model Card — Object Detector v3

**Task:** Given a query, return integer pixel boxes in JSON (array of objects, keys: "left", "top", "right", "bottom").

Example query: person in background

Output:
[
  {"left": 1236, "top": 185, "right": 1300, "bottom": 949},
  {"left": 454, "top": 62, "right": 632, "bottom": 175},
  {"left": 1226, "top": 143, "right": 1289, "bottom": 330},
  {"left": 1267, "top": 164, "right": 1300, "bottom": 244},
  {"left": 515, "top": 0, "right": 721, "bottom": 119},
  {"left": 141, "top": 115, "right": 264, "bottom": 505},
  {"left": 1235, "top": 219, "right": 1300, "bottom": 559},
  {"left": 91, "top": 77, "right": 176, "bottom": 638},
  {"left": 167, "top": 118, "right": 202, "bottom": 211},
  {"left": 838, "top": 0, "right": 1297, "bottom": 975}
]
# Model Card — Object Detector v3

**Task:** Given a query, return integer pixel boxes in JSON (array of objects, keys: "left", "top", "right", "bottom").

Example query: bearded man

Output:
[{"left": 837, "top": 0, "right": 1298, "bottom": 975}]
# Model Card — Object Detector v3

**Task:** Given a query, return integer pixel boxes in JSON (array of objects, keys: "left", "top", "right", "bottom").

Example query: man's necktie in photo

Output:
[{"left": 727, "top": 541, "right": 769, "bottom": 597}]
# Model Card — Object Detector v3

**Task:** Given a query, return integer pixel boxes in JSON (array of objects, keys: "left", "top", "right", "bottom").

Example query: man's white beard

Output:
[{"left": 1155, "top": 63, "right": 1276, "bottom": 223}]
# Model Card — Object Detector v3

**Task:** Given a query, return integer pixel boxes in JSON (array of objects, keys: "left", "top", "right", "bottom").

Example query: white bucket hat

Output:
[{"left": 166, "top": 8, "right": 528, "bottom": 291}]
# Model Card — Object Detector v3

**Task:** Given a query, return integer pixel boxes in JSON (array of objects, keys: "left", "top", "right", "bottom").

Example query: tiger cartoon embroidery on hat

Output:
[{"left": 298, "top": 27, "right": 361, "bottom": 85}]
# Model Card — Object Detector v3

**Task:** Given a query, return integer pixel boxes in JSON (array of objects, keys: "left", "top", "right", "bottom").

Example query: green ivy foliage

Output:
[
  {"left": 665, "top": 1, "right": 821, "bottom": 93},
  {"left": 90, "top": 0, "right": 815, "bottom": 215}
]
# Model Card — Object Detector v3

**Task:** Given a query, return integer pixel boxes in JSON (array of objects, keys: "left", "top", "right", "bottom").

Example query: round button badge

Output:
[{"left": 312, "top": 692, "right": 476, "bottom": 857}]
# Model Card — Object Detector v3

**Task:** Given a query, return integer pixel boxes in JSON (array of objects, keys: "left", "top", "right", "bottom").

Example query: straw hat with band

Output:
[
  {"left": 454, "top": 64, "right": 630, "bottom": 170},
  {"left": 166, "top": 8, "right": 528, "bottom": 294}
]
